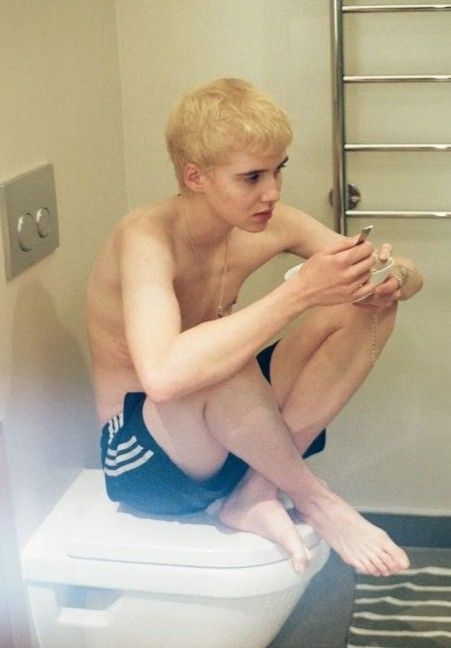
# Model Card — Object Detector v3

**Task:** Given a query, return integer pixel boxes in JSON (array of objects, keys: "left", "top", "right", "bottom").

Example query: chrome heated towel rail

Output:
[{"left": 330, "top": 1, "right": 451, "bottom": 233}]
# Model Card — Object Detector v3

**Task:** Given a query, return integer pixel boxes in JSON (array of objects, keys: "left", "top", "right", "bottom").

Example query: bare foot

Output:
[
  {"left": 295, "top": 490, "right": 409, "bottom": 577},
  {"left": 218, "top": 475, "right": 311, "bottom": 574}
]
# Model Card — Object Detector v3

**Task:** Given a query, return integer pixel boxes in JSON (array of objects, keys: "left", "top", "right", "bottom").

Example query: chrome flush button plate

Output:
[{"left": 0, "top": 163, "right": 59, "bottom": 280}]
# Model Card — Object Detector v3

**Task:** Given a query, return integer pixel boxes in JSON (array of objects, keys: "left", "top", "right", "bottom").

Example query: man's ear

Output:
[{"left": 183, "top": 163, "right": 208, "bottom": 193}]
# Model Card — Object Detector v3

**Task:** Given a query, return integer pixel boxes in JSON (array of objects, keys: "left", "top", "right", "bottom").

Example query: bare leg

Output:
[
  {"left": 144, "top": 361, "right": 313, "bottom": 573},
  {"left": 270, "top": 304, "right": 396, "bottom": 440},
  {"left": 218, "top": 470, "right": 312, "bottom": 573},
  {"left": 144, "top": 304, "right": 409, "bottom": 576},
  {"left": 222, "top": 303, "right": 409, "bottom": 577}
]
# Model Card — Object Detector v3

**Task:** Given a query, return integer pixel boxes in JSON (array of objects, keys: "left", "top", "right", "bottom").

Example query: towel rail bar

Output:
[
  {"left": 346, "top": 210, "right": 451, "bottom": 219},
  {"left": 346, "top": 144, "right": 451, "bottom": 151},
  {"left": 343, "top": 4, "right": 451, "bottom": 14},
  {"left": 345, "top": 74, "right": 451, "bottom": 83},
  {"left": 330, "top": 0, "right": 451, "bottom": 232}
]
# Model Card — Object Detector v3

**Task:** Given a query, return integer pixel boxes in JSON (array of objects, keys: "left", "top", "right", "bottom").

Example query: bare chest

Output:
[
  {"left": 173, "top": 258, "right": 249, "bottom": 328},
  {"left": 172, "top": 227, "right": 283, "bottom": 327}
]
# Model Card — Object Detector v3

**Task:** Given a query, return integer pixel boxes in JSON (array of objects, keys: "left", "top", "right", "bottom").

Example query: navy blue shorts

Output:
[{"left": 100, "top": 341, "right": 326, "bottom": 515}]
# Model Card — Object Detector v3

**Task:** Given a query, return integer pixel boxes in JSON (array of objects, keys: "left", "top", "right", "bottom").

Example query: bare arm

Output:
[
  {"left": 120, "top": 222, "right": 306, "bottom": 402},
  {"left": 120, "top": 219, "right": 375, "bottom": 402},
  {"left": 277, "top": 205, "right": 423, "bottom": 305},
  {"left": 275, "top": 204, "right": 346, "bottom": 257}
]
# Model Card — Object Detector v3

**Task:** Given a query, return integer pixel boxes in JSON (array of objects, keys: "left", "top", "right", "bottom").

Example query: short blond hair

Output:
[{"left": 166, "top": 78, "right": 293, "bottom": 186}]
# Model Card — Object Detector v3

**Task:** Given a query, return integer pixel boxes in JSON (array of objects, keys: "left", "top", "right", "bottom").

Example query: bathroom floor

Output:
[
  {"left": 269, "top": 547, "right": 451, "bottom": 648},
  {"left": 269, "top": 549, "right": 355, "bottom": 648}
]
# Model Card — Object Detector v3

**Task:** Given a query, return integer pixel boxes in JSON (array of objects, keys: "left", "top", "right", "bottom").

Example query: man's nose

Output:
[{"left": 261, "top": 176, "right": 281, "bottom": 203}]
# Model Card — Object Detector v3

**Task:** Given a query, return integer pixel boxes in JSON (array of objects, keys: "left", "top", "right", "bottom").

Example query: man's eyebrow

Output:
[{"left": 236, "top": 156, "right": 289, "bottom": 177}]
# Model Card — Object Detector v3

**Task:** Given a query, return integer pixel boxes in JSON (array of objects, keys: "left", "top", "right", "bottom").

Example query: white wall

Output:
[
  {"left": 0, "top": 0, "right": 127, "bottom": 548},
  {"left": 1, "top": 2, "right": 448, "bottom": 571},
  {"left": 116, "top": 0, "right": 451, "bottom": 515}
]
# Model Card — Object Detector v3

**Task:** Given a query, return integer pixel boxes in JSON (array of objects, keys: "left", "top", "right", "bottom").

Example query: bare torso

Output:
[{"left": 86, "top": 196, "right": 288, "bottom": 425}]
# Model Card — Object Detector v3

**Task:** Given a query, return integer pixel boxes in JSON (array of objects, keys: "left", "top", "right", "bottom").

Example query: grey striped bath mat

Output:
[{"left": 347, "top": 558, "right": 451, "bottom": 647}]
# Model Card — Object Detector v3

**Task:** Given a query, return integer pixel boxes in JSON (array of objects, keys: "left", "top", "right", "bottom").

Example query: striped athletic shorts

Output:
[{"left": 100, "top": 342, "right": 326, "bottom": 515}]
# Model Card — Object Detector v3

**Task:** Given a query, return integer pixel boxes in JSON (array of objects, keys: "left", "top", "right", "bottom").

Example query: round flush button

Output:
[
  {"left": 17, "top": 213, "right": 35, "bottom": 251},
  {"left": 35, "top": 207, "right": 51, "bottom": 238}
]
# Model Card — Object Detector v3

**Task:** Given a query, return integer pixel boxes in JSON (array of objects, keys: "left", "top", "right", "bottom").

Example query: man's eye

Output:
[{"left": 245, "top": 174, "right": 260, "bottom": 184}]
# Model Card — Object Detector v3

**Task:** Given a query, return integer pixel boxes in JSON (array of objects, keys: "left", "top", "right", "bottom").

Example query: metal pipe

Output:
[
  {"left": 343, "top": 4, "right": 451, "bottom": 13},
  {"left": 330, "top": 0, "right": 347, "bottom": 233},
  {"left": 345, "top": 74, "right": 451, "bottom": 83},
  {"left": 346, "top": 143, "right": 451, "bottom": 151},
  {"left": 346, "top": 210, "right": 451, "bottom": 218}
]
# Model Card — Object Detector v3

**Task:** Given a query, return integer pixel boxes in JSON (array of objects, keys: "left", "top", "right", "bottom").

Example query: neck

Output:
[
  {"left": 177, "top": 192, "right": 231, "bottom": 320},
  {"left": 178, "top": 191, "right": 232, "bottom": 251}
]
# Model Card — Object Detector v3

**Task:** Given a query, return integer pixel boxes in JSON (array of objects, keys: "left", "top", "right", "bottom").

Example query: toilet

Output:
[{"left": 22, "top": 469, "right": 329, "bottom": 648}]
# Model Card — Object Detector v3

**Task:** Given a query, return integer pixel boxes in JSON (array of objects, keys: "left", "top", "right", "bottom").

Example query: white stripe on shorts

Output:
[
  {"left": 104, "top": 449, "right": 154, "bottom": 477},
  {"left": 107, "top": 412, "right": 124, "bottom": 442},
  {"left": 107, "top": 435, "right": 139, "bottom": 456},
  {"left": 105, "top": 443, "right": 144, "bottom": 467}
]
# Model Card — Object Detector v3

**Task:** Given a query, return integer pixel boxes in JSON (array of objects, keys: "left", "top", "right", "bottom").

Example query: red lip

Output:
[{"left": 253, "top": 210, "right": 273, "bottom": 221}]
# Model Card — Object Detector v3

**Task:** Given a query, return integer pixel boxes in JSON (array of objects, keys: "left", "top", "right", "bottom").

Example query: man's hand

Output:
[
  {"left": 353, "top": 275, "right": 402, "bottom": 310},
  {"left": 291, "top": 234, "right": 377, "bottom": 307},
  {"left": 354, "top": 242, "right": 399, "bottom": 310},
  {"left": 355, "top": 250, "right": 423, "bottom": 309}
]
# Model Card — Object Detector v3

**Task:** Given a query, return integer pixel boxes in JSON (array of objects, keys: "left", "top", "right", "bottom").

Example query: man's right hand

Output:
[{"left": 290, "top": 235, "right": 377, "bottom": 307}]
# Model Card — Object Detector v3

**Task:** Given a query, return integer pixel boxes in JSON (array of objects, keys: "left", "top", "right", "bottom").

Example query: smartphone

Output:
[{"left": 355, "top": 225, "right": 373, "bottom": 244}]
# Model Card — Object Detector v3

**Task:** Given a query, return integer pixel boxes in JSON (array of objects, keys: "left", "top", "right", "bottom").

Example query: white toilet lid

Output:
[{"left": 67, "top": 489, "right": 320, "bottom": 569}]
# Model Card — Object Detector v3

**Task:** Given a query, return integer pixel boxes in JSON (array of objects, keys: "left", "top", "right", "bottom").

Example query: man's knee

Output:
[
  {"left": 345, "top": 301, "right": 398, "bottom": 366},
  {"left": 347, "top": 301, "right": 398, "bottom": 337},
  {"left": 371, "top": 302, "right": 398, "bottom": 344}
]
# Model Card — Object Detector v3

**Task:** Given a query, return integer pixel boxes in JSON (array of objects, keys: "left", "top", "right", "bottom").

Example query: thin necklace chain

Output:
[
  {"left": 371, "top": 312, "right": 379, "bottom": 365},
  {"left": 182, "top": 199, "right": 379, "bottom": 343},
  {"left": 181, "top": 199, "right": 230, "bottom": 319}
]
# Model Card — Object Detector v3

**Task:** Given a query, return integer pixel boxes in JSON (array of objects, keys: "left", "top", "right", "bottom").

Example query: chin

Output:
[
  {"left": 252, "top": 220, "right": 270, "bottom": 231},
  {"left": 240, "top": 222, "right": 266, "bottom": 233}
]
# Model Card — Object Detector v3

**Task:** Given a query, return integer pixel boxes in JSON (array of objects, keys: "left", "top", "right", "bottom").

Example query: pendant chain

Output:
[
  {"left": 182, "top": 200, "right": 229, "bottom": 319},
  {"left": 371, "top": 313, "right": 379, "bottom": 365}
]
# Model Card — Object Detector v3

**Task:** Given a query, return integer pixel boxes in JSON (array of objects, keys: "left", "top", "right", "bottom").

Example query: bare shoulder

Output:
[
  {"left": 87, "top": 198, "right": 178, "bottom": 305},
  {"left": 272, "top": 203, "right": 344, "bottom": 257},
  {"left": 116, "top": 199, "right": 178, "bottom": 276},
  {"left": 118, "top": 199, "right": 176, "bottom": 247}
]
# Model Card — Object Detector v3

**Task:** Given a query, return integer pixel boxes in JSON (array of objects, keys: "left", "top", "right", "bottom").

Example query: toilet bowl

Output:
[{"left": 22, "top": 469, "right": 329, "bottom": 648}]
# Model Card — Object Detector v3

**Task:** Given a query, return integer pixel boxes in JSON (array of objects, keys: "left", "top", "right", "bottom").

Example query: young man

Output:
[{"left": 87, "top": 78, "right": 423, "bottom": 576}]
